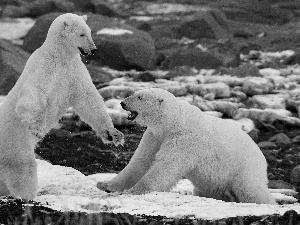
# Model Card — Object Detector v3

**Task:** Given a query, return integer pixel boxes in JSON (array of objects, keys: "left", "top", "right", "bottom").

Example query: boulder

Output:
[
  {"left": 242, "top": 77, "right": 274, "bottom": 96},
  {"left": 23, "top": 13, "right": 157, "bottom": 71},
  {"left": 173, "top": 7, "right": 232, "bottom": 40},
  {"left": 269, "top": 133, "right": 292, "bottom": 146},
  {"left": 99, "top": 86, "right": 135, "bottom": 100},
  {"left": 0, "top": 39, "right": 30, "bottom": 95},
  {"left": 187, "top": 82, "right": 231, "bottom": 98},
  {"left": 248, "top": 94, "right": 288, "bottom": 110}
]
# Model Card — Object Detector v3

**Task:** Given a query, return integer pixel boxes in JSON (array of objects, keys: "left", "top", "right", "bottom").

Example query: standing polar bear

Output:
[
  {"left": 0, "top": 13, "right": 124, "bottom": 200},
  {"left": 98, "top": 88, "right": 275, "bottom": 204}
]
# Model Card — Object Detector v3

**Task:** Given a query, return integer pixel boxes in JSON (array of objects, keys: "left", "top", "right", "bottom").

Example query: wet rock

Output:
[
  {"left": 173, "top": 7, "right": 232, "bottom": 40},
  {"left": 242, "top": 77, "right": 274, "bottom": 96},
  {"left": 257, "top": 141, "right": 277, "bottom": 149},
  {"left": 248, "top": 94, "right": 287, "bottom": 109},
  {"left": 2, "top": 0, "right": 75, "bottom": 18},
  {"left": 0, "top": 39, "right": 30, "bottom": 95},
  {"left": 211, "top": 100, "right": 242, "bottom": 118},
  {"left": 187, "top": 82, "right": 231, "bottom": 98},
  {"left": 220, "top": 63, "right": 262, "bottom": 78},
  {"left": 160, "top": 47, "right": 223, "bottom": 70},
  {"left": 269, "top": 133, "right": 292, "bottom": 146},
  {"left": 99, "top": 86, "right": 135, "bottom": 100},
  {"left": 290, "top": 165, "right": 300, "bottom": 185},
  {"left": 259, "top": 68, "right": 281, "bottom": 77}
]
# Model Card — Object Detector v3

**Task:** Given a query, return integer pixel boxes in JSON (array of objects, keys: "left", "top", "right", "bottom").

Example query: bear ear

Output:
[
  {"left": 63, "top": 20, "right": 69, "bottom": 29},
  {"left": 82, "top": 15, "right": 87, "bottom": 22}
]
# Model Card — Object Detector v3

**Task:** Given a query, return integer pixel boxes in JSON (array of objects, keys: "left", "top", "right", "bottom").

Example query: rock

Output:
[
  {"left": 0, "top": 18, "right": 35, "bottom": 41},
  {"left": 23, "top": 13, "right": 157, "bottom": 71},
  {"left": 234, "top": 108, "right": 300, "bottom": 127},
  {"left": 220, "top": 0, "right": 291, "bottom": 24},
  {"left": 203, "top": 93, "right": 215, "bottom": 101},
  {"left": 99, "top": 86, "right": 135, "bottom": 100},
  {"left": 160, "top": 47, "right": 223, "bottom": 70},
  {"left": 2, "top": 0, "right": 75, "bottom": 18},
  {"left": 163, "top": 66, "right": 198, "bottom": 79},
  {"left": 190, "top": 97, "right": 215, "bottom": 112},
  {"left": 242, "top": 77, "right": 274, "bottom": 96},
  {"left": 235, "top": 118, "right": 256, "bottom": 134},
  {"left": 187, "top": 82, "right": 231, "bottom": 98},
  {"left": 269, "top": 133, "right": 292, "bottom": 146},
  {"left": 87, "top": 13, "right": 157, "bottom": 71},
  {"left": 290, "top": 165, "right": 300, "bottom": 185},
  {"left": 173, "top": 7, "right": 232, "bottom": 40},
  {"left": 211, "top": 100, "right": 242, "bottom": 118},
  {"left": 203, "top": 111, "right": 223, "bottom": 118},
  {"left": 268, "top": 180, "right": 294, "bottom": 190},
  {"left": 0, "top": 39, "right": 30, "bottom": 95},
  {"left": 160, "top": 85, "right": 188, "bottom": 97},
  {"left": 292, "top": 135, "right": 300, "bottom": 144},
  {"left": 202, "top": 75, "right": 244, "bottom": 87},
  {"left": 259, "top": 68, "right": 281, "bottom": 77},
  {"left": 85, "top": 64, "right": 114, "bottom": 84},
  {"left": 257, "top": 141, "right": 277, "bottom": 149},
  {"left": 248, "top": 94, "right": 287, "bottom": 109},
  {"left": 220, "top": 63, "right": 262, "bottom": 78},
  {"left": 230, "top": 90, "right": 247, "bottom": 101}
]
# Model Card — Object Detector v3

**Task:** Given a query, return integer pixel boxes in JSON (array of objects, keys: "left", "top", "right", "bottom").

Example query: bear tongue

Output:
[{"left": 128, "top": 111, "right": 138, "bottom": 121}]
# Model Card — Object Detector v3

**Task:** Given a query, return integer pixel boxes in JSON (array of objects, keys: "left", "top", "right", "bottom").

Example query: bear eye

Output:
[
  {"left": 138, "top": 96, "right": 143, "bottom": 100},
  {"left": 80, "top": 34, "right": 85, "bottom": 37}
]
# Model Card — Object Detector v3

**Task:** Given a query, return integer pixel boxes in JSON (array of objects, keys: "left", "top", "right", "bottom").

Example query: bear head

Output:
[
  {"left": 46, "top": 13, "right": 97, "bottom": 56},
  {"left": 121, "top": 88, "right": 176, "bottom": 127}
]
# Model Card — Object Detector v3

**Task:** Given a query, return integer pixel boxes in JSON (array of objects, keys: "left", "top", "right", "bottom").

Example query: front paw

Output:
[
  {"left": 96, "top": 181, "right": 123, "bottom": 193},
  {"left": 101, "top": 128, "right": 124, "bottom": 146}
]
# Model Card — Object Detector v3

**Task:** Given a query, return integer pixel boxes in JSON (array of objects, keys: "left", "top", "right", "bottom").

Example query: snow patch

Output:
[
  {"left": 97, "top": 28, "right": 133, "bottom": 36},
  {"left": 34, "top": 159, "right": 300, "bottom": 220}
]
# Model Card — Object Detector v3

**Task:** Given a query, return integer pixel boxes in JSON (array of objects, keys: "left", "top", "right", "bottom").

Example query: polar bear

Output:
[
  {"left": 97, "top": 88, "right": 276, "bottom": 204},
  {"left": 0, "top": 13, "right": 124, "bottom": 200}
]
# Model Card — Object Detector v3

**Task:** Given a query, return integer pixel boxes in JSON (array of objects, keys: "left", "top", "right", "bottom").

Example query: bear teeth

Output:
[{"left": 128, "top": 111, "right": 138, "bottom": 121}]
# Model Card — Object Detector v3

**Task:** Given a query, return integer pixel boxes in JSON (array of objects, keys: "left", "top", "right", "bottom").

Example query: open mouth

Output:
[
  {"left": 78, "top": 47, "right": 89, "bottom": 56},
  {"left": 127, "top": 111, "right": 138, "bottom": 121}
]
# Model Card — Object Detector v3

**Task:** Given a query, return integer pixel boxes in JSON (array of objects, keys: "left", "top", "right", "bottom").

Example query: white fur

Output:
[
  {"left": 98, "top": 88, "right": 275, "bottom": 204},
  {"left": 0, "top": 13, "right": 124, "bottom": 200}
]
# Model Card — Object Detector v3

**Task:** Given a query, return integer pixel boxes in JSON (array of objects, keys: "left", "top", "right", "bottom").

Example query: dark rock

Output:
[
  {"left": 92, "top": 1, "right": 127, "bottom": 18},
  {"left": 257, "top": 141, "right": 277, "bottom": 149},
  {"left": 220, "top": 63, "right": 262, "bottom": 78},
  {"left": 163, "top": 66, "right": 198, "bottom": 79},
  {"left": 160, "top": 47, "right": 223, "bottom": 70},
  {"left": 0, "top": 39, "right": 30, "bottom": 95},
  {"left": 87, "top": 13, "right": 157, "bottom": 71},
  {"left": 291, "top": 165, "right": 300, "bottom": 185},
  {"left": 85, "top": 64, "right": 114, "bottom": 84},
  {"left": 132, "top": 71, "right": 156, "bottom": 82},
  {"left": 220, "top": 0, "right": 292, "bottom": 24},
  {"left": 268, "top": 179, "right": 293, "bottom": 189},
  {"left": 23, "top": 13, "right": 157, "bottom": 71},
  {"left": 269, "top": 133, "right": 292, "bottom": 146},
  {"left": 2, "top": 0, "right": 75, "bottom": 18},
  {"left": 173, "top": 7, "right": 232, "bottom": 40}
]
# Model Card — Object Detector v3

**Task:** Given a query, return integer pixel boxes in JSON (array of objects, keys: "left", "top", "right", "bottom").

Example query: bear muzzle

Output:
[{"left": 121, "top": 102, "right": 138, "bottom": 121}]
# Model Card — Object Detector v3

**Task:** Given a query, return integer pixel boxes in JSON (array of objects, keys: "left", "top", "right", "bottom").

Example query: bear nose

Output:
[
  {"left": 91, "top": 48, "right": 97, "bottom": 55},
  {"left": 120, "top": 102, "right": 126, "bottom": 109}
]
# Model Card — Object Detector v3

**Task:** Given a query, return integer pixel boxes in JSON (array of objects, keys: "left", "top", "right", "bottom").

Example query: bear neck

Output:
[{"left": 43, "top": 33, "right": 79, "bottom": 61}]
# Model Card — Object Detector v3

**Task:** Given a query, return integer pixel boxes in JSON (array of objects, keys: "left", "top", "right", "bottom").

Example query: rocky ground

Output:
[{"left": 2, "top": 0, "right": 300, "bottom": 224}]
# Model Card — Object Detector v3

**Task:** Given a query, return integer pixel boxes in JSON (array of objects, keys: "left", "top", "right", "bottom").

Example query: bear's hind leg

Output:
[
  {"left": 0, "top": 180, "right": 11, "bottom": 197},
  {"left": 4, "top": 159, "right": 38, "bottom": 200},
  {"left": 232, "top": 174, "right": 276, "bottom": 204}
]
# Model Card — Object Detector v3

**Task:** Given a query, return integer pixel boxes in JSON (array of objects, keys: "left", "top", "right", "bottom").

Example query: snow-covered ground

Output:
[{"left": 35, "top": 159, "right": 300, "bottom": 220}]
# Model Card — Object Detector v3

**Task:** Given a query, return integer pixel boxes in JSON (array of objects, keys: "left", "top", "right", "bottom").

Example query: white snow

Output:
[
  {"left": 35, "top": 159, "right": 300, "bottom": 220},
  {"left": 0, "top": 18, "right": 35, "bottom": 41},
  {"left": 97, "top": 28, "right": 133, "bottom": 36}
]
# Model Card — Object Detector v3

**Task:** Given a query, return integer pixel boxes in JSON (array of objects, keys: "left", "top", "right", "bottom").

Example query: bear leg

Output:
[
  {"left": 4, "top": 159, "right": 38, "bottom": 200},
  {"left": 232, "top": 173, "right": 276, "bottom": 204}
]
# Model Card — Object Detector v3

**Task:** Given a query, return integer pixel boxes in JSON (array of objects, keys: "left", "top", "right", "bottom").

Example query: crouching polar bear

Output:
[
  {"left": 97, "top": 88, "right": 275, "bottom": 204},
  {"left": 0, "top": 13, "right": 124, "bottom": 199}
]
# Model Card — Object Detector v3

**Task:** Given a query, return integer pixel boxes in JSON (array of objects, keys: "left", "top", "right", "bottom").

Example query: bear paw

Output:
[
  {"left": 100, "top": 128, "right": 124, "bottom": 146},
  {"left": 127, "top": 182, "right": 151, "bottom": 195},
  {"left": 96, "top": 181, "right": 123, "bottom": 193}
]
